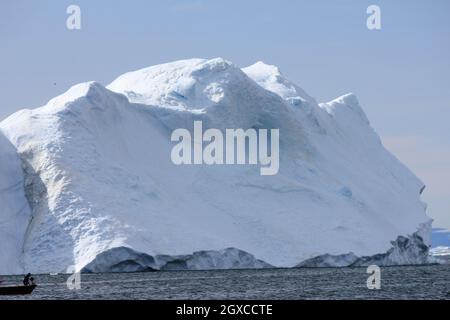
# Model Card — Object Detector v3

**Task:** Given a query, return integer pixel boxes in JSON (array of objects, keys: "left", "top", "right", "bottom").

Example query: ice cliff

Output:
[{"left": 0, "top": 58, "right": 431, "bottom": 274}]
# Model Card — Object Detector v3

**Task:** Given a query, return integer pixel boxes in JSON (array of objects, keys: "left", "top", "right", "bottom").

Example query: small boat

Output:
[{"left": 0, "top": 284, "right": 37, "bottom": 296}]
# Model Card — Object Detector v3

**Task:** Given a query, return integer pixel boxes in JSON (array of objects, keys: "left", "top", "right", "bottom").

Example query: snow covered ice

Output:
[
  {"left": 430, "top": 246, "right": 450, "bottom": 264},
  {"left": 0, "top": 58, "right": 432, "bottom": 274},
  {"left": 0, "top": 132, "right": 31, "bottom": 275}
]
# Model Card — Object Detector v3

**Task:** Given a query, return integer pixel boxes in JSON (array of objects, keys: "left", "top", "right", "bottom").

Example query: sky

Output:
[{"left": 0, "top": 0, "right": 449, "bottom": 229}]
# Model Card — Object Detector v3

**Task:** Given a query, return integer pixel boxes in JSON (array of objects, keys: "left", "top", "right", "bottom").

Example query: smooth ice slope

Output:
[
  {"left": 0, "top": 131, "right": 31, "bottom": 275},
  {"left": 0, "top": 58, "right": 431, "bottom": 273}
]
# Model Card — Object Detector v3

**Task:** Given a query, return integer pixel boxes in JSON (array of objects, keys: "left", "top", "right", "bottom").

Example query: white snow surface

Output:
[
  {"left": 0, "top": 131, "right": 31, "bottom": 275},
  {"left": 430, "top": 246, "right": 450, "bottom": 264},
  {"left": 0, "top": 58, "right": 430, "bottom": 274}
]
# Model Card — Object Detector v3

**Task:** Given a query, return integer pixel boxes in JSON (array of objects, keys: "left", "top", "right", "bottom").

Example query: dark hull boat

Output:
[{"left": 0, "top": 285, "right": 37, "bottom": 296}]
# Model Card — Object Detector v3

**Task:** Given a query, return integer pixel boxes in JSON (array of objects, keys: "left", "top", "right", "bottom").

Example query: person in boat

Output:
[
  {"left": 29, "top": 277, "right": 35, "bottom": 286},
  {"left": 23, "top": 273, "right": 32, "bottom": 286}
]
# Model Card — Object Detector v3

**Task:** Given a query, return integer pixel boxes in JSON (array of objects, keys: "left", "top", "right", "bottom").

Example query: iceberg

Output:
[{"left": 0, "top": 58, "right": 431, "bottom": 274}]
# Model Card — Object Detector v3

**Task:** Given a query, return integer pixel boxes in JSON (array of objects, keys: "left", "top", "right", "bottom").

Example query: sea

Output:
[{"left": 1, "top": 264, "right": 449, "bottom": 300}]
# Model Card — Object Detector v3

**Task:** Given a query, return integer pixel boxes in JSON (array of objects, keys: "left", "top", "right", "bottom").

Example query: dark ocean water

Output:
[{"left": 1, "top": 265, "right": 449, "bottom": 300}]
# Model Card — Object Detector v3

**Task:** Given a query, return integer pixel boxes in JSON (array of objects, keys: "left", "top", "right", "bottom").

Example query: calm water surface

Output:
[{"left": 1, "top": 265, "right": 449, "bottom": 300}]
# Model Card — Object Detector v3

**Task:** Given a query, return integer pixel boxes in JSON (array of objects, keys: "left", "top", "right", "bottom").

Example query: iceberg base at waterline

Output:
[{"left": 0, "top": 58, "right": 431, "bottom": 274}]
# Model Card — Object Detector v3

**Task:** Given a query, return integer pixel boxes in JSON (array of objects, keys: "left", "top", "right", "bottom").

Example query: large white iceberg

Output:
[{"left": 0, "top": 58, "right": 431, "bottom": 274}]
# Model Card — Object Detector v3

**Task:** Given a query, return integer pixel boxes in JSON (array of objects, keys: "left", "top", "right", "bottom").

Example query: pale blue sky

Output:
[{"left": 1, "top": 0, "right": 449, "bottom": 228}]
